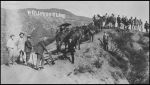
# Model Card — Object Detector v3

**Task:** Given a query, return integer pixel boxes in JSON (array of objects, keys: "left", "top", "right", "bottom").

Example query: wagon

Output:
[{"left": 44, "top": 52, "right": 55, "bottom": 66}]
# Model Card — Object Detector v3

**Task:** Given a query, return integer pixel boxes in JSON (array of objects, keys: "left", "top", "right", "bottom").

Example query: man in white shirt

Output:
[{"left": 6, "top": 34, "right": 17, "bottom": 66}]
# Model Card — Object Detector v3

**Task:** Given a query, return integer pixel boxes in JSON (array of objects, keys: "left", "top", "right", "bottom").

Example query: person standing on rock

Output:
[
  {"left": 129, "top": 17, "right": 134, "bottom": 30},
  {"left": 139, "top": 19, "right": 143, "bottom": 32},
  {"left": 16, "top": 32, "right": 26, "bottom": 65},
  {"left": 89, "top": 29, "right": 95, "bottom": 42},
  {"left": 134, "top": 17, "right": 138, "bottom": 30},
  {"left": 121, "top": 15, "right": 125, "bottom": 29},
  {"left": 67, "top": 38, "right": 76, "bottom": 64},
  {"left": 35, "top": 37, "right": 55, "bottom": 70},
  {"left": 24, "top": 35, "right": 32, "bottom": 66},
  {"left": 103, "top": 31, "right": 109, "bottom": 51},
  {"left": 6, "top": 34, "right": 18, "bottom": 66},
  {"left": 144, "top": 21, "right": 149, "bottom": 32}
]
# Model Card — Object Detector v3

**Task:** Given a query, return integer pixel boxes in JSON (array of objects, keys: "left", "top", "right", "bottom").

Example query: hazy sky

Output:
[{"left": 1, "top": 1, "right": 149, "bottom": 22}]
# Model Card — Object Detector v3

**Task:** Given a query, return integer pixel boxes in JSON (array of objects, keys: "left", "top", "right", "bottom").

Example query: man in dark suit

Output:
[
  {"left": 121, "top": 15, "right": 126, "bottom": 29},
  {"left": 129, "top": 17, "right": 134, "bottom": 30},
  {"left": 67, "top": 38, "right": 76, "bottom": 64},
  {"left": 35, "top": 37, "right": 50, "bottom": 70},
  {"left": 144, "top": 21, "right": 149, "bottom": 32},
  {"left": 117, "top": 15, "right": 121, "bottom": 28},
  {"left": 24, "top": 35, "right": 32, "bottom": 65},
  {"left": 134, "top": 17, "right": 138, "bottom": 30}
]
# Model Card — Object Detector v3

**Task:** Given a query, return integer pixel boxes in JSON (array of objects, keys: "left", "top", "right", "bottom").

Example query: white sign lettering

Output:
[{"left": 27, "top": 10, "right": 66, "bottom": 18}]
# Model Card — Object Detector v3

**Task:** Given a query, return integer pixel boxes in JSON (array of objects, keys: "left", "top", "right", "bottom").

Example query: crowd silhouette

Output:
[{"left": 92, "top": 13, "right": 149, "bottom": 32}]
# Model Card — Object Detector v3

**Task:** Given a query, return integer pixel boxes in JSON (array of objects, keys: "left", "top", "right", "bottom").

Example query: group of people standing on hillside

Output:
[
  {"left": 92, "top": 13, "right": 149, "bottom": 32},
  {"left": 6, "top": 32, "right": 54, "bottom": 71},
  {"left": 93, "top": 13, "right": 149, "bottom": 52}
]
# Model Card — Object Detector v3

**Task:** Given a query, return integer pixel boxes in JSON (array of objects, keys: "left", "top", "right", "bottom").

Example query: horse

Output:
[
  {"left": 63, "top": 26, "right": 84, "bottom": 50},
  {"left": 55, "top": 30, "right": 70, "bottom": 54}
]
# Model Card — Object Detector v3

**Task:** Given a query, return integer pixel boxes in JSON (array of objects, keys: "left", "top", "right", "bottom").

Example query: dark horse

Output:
[
  {"left": 55, "top": 26, "right": 84, "bottom": 54},
  {"left": 55, "top": 30, "right": 70, "bottom": 54},
  {"left": 64, "top": 26, "right": 84, "bottom": 50}
]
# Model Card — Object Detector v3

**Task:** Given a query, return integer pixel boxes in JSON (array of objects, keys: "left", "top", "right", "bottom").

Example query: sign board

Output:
[{"left": 27, "top": 10, "right": 66, "bottom": 18}]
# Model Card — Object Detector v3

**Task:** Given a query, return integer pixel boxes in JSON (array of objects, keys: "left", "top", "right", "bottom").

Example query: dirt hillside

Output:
[{"left": 1, "top": 29, "right": 131, "bottom": 84}]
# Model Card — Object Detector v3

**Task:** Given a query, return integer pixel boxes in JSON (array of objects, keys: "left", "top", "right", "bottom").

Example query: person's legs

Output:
[
  {"left": 131, "top": 24, "right": 133, "bottom": 30},
  {"left": 136, "top": 25, "right": 138, "bottom": 30},
  {"left": 41, "top": 54, "right": 45, "bottom": 68},
  {"left": 8, "top": 48, "right": 13, "bottom": 66},
  {"left": 146, "top": 28, "right": 148, "bottom": 32},
  {"left": 26, "top": 52, "right": 31, "bottom": 64},
  {"left": 11, "top": 49, "right": 17, "bottom": 65},
  {"left": 133, "top": 24, "right": 135, "bottom": 30},
  {"left": 103, "top": 43, "right": 106, "bottom": 51},
  {"left": 92, "top": 35, "right": 94, "bottom": 42},
  {"left": 19, "top": 50, "right": 22, "bottom": 63},
  {"left": 106, "top": 42, "right": 108, "bottom": 51},
  {"left": 127, "top": 26, "right": 129, "bottom": 31},
  {"left": 71, "top": 52, "right": 74, "bottom": 64},
  {"left": 119, "top": 23, "right": 121, "bottom": 28},
  {"left": 36, "top": 54, "right": 41, "bottom": 69}
]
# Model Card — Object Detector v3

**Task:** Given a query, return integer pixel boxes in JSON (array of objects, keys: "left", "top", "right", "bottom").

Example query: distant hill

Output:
[
  {"left": 1, "top": 8, "right": 92, "bottom": 44},
  {"left": 17, "top": 8, "right": 92, "bottom": 45}
]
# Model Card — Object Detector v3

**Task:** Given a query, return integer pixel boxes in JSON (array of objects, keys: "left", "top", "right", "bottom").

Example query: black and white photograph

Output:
[{"left": 1, "top": 1, "right": 149, "bottom": 84}]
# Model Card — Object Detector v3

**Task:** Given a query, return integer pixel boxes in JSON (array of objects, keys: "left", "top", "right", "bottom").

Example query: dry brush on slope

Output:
[
  {"left": 72, "top": 42, "right": 129, "bottom": 84},
  {"left": 107, "top": 29, "right": 149, "bottom": 84}
]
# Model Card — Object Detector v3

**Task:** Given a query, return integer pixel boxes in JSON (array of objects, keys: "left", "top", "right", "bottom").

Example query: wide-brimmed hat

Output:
[{"left": 19, "top": 32, "right": 25, "bottom": 36}]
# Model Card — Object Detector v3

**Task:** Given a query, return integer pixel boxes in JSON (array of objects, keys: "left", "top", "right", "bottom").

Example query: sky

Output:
[{"left": 1, "top": 1, "right": 149, "bottom": 22}]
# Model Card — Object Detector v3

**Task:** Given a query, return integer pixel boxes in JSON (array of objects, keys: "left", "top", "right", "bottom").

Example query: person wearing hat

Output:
[
  {"left": 103, "top": 31, "right": 109, "bottom": 51},
  {"left": 139, "top": 19, "right": 143, "bottom": 32},
  {"left": 35, "top": 37, "right": 55, "bottom": 70},
  {"left": 24, "top": 35, "right": 32, "bottom": 66},
  {"left": 117, "top": 15, "right": 121, "bottom": 28},
  {"left": 134, "top": 17, "right": 138, "bottom": 30},
  {"left": 67, "top": 38, "right": 76, "bottom": 64},
  {"left": 6, "top": 34, "right": 17, "bottom": 66},
  {"left": 92, "top": 15, "right": 96, "bottom": 25},
  {"left": 144, "top": 21, "right": 149, "bottom": 32},
  {"left": 129, "top": 17, "right": 134, "bottom": 30},
  {"left": 121, "top": 15, "right": 126, "bottom": 29},
  {"left": 16, "top": 32, "right": 26, "bottom": 65}
]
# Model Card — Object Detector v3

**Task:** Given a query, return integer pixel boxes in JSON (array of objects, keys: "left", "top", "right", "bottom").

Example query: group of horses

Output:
[{"left": 55, "top": 23, "right": 99, "bottom": 54}]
